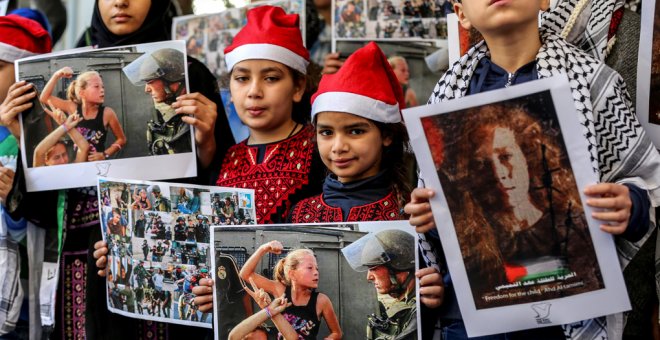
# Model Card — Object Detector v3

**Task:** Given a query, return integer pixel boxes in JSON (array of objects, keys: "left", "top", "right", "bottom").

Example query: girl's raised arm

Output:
[
  {"left": 318, "top": 293, "right": 342, "bottom": 339},
  {"left": 40, "top": 67, "right": 76, "bottom": 118},
  {"left": 239, "top": 240, "right": 284, "bottom": 296}
]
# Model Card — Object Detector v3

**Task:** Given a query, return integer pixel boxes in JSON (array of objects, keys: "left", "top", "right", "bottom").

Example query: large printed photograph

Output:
[
  {"left": 210, "top": 222, "right": 420, "bottom": 340},
  {"left": 16, "top": 41, "right": 196, "bottom": 191},
  {"left": 421, "top": 90, "right": 603, "bottom": 309},
  {"left": 403, "top": 76, "right": 630, "bottom": 336},
  {"left": 98, "top": 177, "right": 256, "bottom": 328}
]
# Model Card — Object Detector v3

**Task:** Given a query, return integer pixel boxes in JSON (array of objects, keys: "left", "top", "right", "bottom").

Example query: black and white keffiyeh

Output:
[{"left": 426, "top": 25, "right": 660, "bottom": 339}]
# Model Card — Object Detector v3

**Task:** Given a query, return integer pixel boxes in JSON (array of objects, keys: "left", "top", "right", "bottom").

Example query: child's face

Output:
[
  {"left": 98, "top": 0, "right": 151, "bottom": 36},
  {"left": 316, "top": 112, "right": 392, "bottom": 183},
  {"left": 81, "top": 75, "right": 105, "bottom": 104},
  {"left": 229, "top": 59, "right": 305, "bottom": 134},
  {"left": 454, "top": 0, "right": 549, "bottom": 34},
  {"left": 291, "top": 254, "right": 319, "bottom": 289}
]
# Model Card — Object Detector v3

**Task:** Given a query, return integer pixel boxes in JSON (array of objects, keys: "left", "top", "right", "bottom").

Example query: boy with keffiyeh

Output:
[{"left": 406, "top": 0, "right": 660, "bottom": 339}]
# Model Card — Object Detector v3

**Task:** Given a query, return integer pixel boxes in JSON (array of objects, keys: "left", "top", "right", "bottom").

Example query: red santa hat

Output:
[
  {"left": 224, "top": 6, "right": 309, "bottom": 74},
  {"left": 0, "top": 14, "right": 52, "bottom": 63},
  {"left": 311, "top": 42, "right": 404, "bottom": 123}
]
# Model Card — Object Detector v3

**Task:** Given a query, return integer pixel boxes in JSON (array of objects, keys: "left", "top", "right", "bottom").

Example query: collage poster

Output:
[
  {"left": 210, "top": 221, "right": 420, "bottom": 340},
  {"left": 98, "top": 177, "right": 256, "bottom": 327},
  {"left": 15, "top": 41, "right": 196, "bottom": 192},
  {"left": 403, "top": 76, "right": 630, "bottom": 336},
  {"left": 332, "top": 0, "right": 453, "bottom": 109},
  {"left": 636, "top": 0, "right": 660, "bottom": 148}
]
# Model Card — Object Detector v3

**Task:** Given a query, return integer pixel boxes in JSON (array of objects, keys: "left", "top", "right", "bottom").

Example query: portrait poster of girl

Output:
[
  {"left": 403, "top": 76, "right": 630, "bottom": 334},
  {"left": 15, "top": 40, "right": 196, "bottom": 191}
]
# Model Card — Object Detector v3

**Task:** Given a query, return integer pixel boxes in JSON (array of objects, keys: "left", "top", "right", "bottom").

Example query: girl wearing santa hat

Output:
[
  {"left": 289, "top": 42, "right": 410, "bottom": 223},
  {"left": 214, "top": 5, "right": 325, "bottom": 225}
]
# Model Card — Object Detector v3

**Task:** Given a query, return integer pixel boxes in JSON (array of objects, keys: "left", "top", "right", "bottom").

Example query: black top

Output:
[
  {"left": 282, "top": 285, "right": 321, "bottom": 339},
  {"left": 76, "top": 103, "right": 107, "bottom": 153}
]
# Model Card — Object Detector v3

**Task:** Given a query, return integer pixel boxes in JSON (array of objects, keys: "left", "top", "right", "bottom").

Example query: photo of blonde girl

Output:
[
  {"left": 239, "top": 240, "right": 342, "bottom": 339},
  {"left": 39, "top": 66, "right": 126, "bottom": 162}
]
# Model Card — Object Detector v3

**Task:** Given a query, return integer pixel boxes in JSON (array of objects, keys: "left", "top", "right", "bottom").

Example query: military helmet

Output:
[
  {"left": 151, "top": 185, "right": 161, "bottom": 193},
  {"left": 123, "top": 48, "right": 185, "bottom": 85},
  {"left": 362, "top": 229, "right": 414, "bottom": 271},
  {"left": 342, "top": 229, "right": 415, "bottom": 272}
]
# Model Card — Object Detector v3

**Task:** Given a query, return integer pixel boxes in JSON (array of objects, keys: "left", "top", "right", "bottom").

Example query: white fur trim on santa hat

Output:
[
  {"left": 312, "top": 92, "right": 401, "bottom": 123},
  {"left": 225, "top": 43, "right": 309, "bottom": 74},
  {"left": 0, "top": 41, "right": 38, "bottom": 62}
]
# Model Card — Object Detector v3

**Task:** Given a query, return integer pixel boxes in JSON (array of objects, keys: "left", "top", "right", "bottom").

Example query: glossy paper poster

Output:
[
  {"left": 403, "top": 76, "right": 630, "bottom": 336},
  {"left": 15, "top": 41, "right": 195, "bottom": 191},
  {"left": 98, "top": 177, "right": 255, "bottom": 327},
  {"left": 210, "top": 221, "right": 421, "bottom": 340}
]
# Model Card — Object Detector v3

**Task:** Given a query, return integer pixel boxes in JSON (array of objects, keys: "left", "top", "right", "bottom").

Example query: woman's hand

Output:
[
  {"left": 584, "top": 183, "right": 632, "bottom": 235},
  {"left": 417, "top": 267, "right": 444, "bottom": 309},
  {"left": 93, "top": 240, "right": 108, "bottom": 277},
  {"left": 404, "top": 188, "right": 436, "bottom": 234},
  {"left": 192, "top": 278, "right": 214, "bottom": 313},
  {"left": 172, "top": 92, "right": 217, "bottom": 167},
  {"left": 260, "top": 240, "right": 283, "bottom": 255},
  {"left": 0, "top": 81, "right": 36, "bottom": 138}
]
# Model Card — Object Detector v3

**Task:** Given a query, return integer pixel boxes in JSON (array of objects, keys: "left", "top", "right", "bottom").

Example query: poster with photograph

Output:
[
  {"left": 403, "top": 76, "right": 630, "bottom": 336},
  {"left": 636, "top": 0, "right": 660, "bottom": 148},
  {"left": 15, "top": 41, "right": 196, "bottom": 192},
  {"left": 98, "top": 177, "right": 256, "bottom": 327},
  {"left": 332, "top": 0, "right": 454, "bottom": 108},
  {"left": 0, "top": 0, "right": 8, "bottom": 16},
  {"left": 172, "top": 0, "right": 305, "bottom": 80},
  {"left": 210, "top": 221, "right": 420, "bottom": 340}
]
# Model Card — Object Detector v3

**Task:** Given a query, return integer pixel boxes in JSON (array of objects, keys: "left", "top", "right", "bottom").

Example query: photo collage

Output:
[{"left": 98, "top": 177, "right": 256, "bottom": 327}]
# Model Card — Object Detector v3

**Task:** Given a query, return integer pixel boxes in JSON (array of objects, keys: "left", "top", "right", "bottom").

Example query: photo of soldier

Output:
[
  {"left": 148, "top": 184, "right": 172, "bottom": 212},
  {"left": 342, "top": 229, "right": 417, "bottom": 339},
  {"left": 122, "top": 47, "right": 193, "bottom": 156},
  {"left": 335, "top": 0, "right": 367, "bottom": 38},
  {"left": 143, "top": 211, "right": 171, "bottom": 240},
  {"left": 99, "top": 180, "right": 131, "bottom": 210},
  {"left": 132, "top": 210, "right": 147, "bottom": 238}
]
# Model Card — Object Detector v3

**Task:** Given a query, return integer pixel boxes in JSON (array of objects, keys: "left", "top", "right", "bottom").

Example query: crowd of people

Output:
[{"left": 0, "top": 0, "right": 658, "bottom": 339}]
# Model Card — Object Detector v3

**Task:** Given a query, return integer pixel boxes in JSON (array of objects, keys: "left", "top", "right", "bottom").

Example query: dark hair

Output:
[{"left": 374, "top": 121, "right": 412, "bottom": 211}]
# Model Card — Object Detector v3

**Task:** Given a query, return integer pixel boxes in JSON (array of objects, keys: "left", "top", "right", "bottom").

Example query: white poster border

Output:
[
  {"left": 402, "top": 75, "right": 630, "bottom": 337},
  {"left": 636, "top": 0, "right": 660, "bottom": 148}
]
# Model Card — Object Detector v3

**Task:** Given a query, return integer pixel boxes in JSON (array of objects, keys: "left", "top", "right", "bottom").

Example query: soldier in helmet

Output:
[
  {"left": 150, "top": 185, "right": 171, "bottom": 212},
  {"left": 123, "top": 48, "right": 192, "bottom": 155},
  {"left": 343, "top": 229, "right": 418, "bottom": 340}
]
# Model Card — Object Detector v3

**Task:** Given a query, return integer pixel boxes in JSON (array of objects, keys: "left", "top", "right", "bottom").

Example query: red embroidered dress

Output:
[
  {"left": 216, "top": 125, "right": 321, "bottom": 224},
  {"left": 290, "top": 191, "right": 401, "bottom": 222}
]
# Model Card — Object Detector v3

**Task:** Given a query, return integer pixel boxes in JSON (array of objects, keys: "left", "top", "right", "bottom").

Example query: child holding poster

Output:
[
  {"left": 212, "top": 6, "right": 325, "bottom": 224},
  {"left": 406, "top": 0, "right": 660, "bottom": 338}
]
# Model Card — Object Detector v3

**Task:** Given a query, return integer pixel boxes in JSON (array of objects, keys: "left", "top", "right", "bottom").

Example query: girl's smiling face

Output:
[
  {"left": 290, "top": 254, "right": 319, "bottom": 289},
  {"left": 229, "top": 59, "right": 305, "bottom": 138},
  {"left": 316, "top": 111, "right": 392, "bottom": 183}
]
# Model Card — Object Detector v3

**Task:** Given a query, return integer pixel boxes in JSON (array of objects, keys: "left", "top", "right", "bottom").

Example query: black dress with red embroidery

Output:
[
  {"left": 289, "top": 170, "right": 401, "bottom": 222},
  {"left": 216, "top": 124, "right": 324, "bottom": 224}
]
